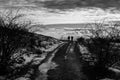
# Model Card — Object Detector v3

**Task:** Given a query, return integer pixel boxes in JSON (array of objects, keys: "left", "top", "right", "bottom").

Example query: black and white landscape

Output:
[{"left": 1, "top": 0, "right": 120, "bottom": 80}]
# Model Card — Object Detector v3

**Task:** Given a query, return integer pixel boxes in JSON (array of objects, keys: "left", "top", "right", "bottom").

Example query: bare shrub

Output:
[
  {"left": 89, "top": 21, "right": 120, "bottom": 66},
  {"left": 78, "top": 20, "right": 120, "bottom": 79},
  {"left": 0, "top": 10, "right": 32, "bottom": 77}
]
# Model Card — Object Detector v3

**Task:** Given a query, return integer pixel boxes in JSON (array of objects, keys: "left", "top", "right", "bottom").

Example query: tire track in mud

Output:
[
  {"left": 64, "top": 42, "right": 87, "bottom": 80},
  {"left": 30, "top": 42, "right": 67, "bottom": 80},
  {"left": 47, "top": 42, "right": 87, "bottom": 80},
  {"left": 47, "top": 42, "right": 71, "bottom": 80},
  {"left": 40, "top": 43, "right": 67, "bottom": 65}
]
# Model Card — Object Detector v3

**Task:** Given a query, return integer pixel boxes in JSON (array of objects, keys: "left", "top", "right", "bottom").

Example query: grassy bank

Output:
[
  {"left": 0, "top": 12, "right": 61, "bottom": 80},
  {"left": 77, "top": 22, "right": 120, "bottom": 80}
]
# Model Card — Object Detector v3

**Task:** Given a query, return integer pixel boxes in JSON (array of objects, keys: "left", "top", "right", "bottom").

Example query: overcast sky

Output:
[{"left": 0, "top": 0, "right": 120, "bottom": 24}]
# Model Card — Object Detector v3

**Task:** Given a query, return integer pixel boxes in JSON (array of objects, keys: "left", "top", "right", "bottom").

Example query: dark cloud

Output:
[
  {"left": 0, "top": 0, "right": 10, "bottom": 3},
  {"left": 0, "top": 0, "right": 37, "bottom": 9},
  {"left": 0, "top": 0, "right": 10, "bottom": 5},
  {"left": 0, "top": 0, "right": 120, "bottom": 11},
  {"left": 32, "top": 0, "right": 120, "bottom": 10}
]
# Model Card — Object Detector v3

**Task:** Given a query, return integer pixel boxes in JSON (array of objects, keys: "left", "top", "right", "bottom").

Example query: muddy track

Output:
[
  {"left": 40, "top": 43, "right": 67, "bottom": 65},
  {"left": 47, "top": 42, "right": 88, "bottom": 80},
  {"left": 30, "top": 42, "right": 67, "bottom": 80}
]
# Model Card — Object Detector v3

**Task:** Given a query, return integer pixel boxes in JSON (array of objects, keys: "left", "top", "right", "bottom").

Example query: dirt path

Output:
[
  {"left": 47, "top": 42, "right": 88, "bottom": 80},
  {"left": 31, "top": 42, "right": 67, "bottom": 80}
]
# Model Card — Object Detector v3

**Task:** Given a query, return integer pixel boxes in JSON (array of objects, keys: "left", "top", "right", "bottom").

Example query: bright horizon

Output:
[
  {"left": 18, "top": 8, "right": 120, "bottom": 25},
  {"left": 1, "top": 0, "right": 120, "bottom": 39}
]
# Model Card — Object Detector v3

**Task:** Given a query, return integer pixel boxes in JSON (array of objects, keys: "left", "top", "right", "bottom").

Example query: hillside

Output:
[{"left": 0, "top": 26, "right": 62, "bottom": 80}]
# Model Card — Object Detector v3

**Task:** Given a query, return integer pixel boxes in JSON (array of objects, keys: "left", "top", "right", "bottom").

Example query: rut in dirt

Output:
[{"left": 47, "top": 42, "right": 88, "bottom": 80}]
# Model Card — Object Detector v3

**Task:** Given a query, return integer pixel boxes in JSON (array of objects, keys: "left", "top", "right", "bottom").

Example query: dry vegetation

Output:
[
  {"left": 77, "top": 21, "right": 120, "bottom": 79},
  {"left": 0, "top": 10, "right": 60, "bottom": 80}
]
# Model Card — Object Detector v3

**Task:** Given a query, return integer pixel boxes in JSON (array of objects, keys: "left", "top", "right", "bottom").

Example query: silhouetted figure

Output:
[
  {"left": 71, "top": 36, "right": 73, "bottom": 41},
  {"left": 68, "top": 36, "right": 70, "bottom": 41}
]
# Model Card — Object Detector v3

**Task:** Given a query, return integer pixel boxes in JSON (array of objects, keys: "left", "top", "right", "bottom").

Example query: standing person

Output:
[
  {"left": 68, "top": 36, "right": 70, "bottom": 41},
  {"left": 71, "top": 36, "right": 73, "bottom": 41}
]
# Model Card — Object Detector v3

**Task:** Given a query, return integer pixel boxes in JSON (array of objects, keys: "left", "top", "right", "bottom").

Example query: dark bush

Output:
[
  {"left": 78, "top": 22, "right": 120, "bottom": 79},
  {"left": 0, "top": 11, "right": 32, "bottom": 76}
]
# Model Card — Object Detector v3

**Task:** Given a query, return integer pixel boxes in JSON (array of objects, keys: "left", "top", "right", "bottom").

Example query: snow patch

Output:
[
  {"left": 78, "top": 44, "right": 89, "bottom": 54},
  {"left": 39, "top": 62, "right": 58, "bottom": 73},
  {"left": 15, "top": 77, "right": 30, "bottom": 80},
  {"left": 40, "top": 43, "right": 60, "bottom": 52}
]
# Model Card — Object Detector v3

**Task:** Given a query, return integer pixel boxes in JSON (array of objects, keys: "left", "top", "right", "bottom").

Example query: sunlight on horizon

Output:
[{"left": 23, "top": 8, "right": 120, "bottom": 25}]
